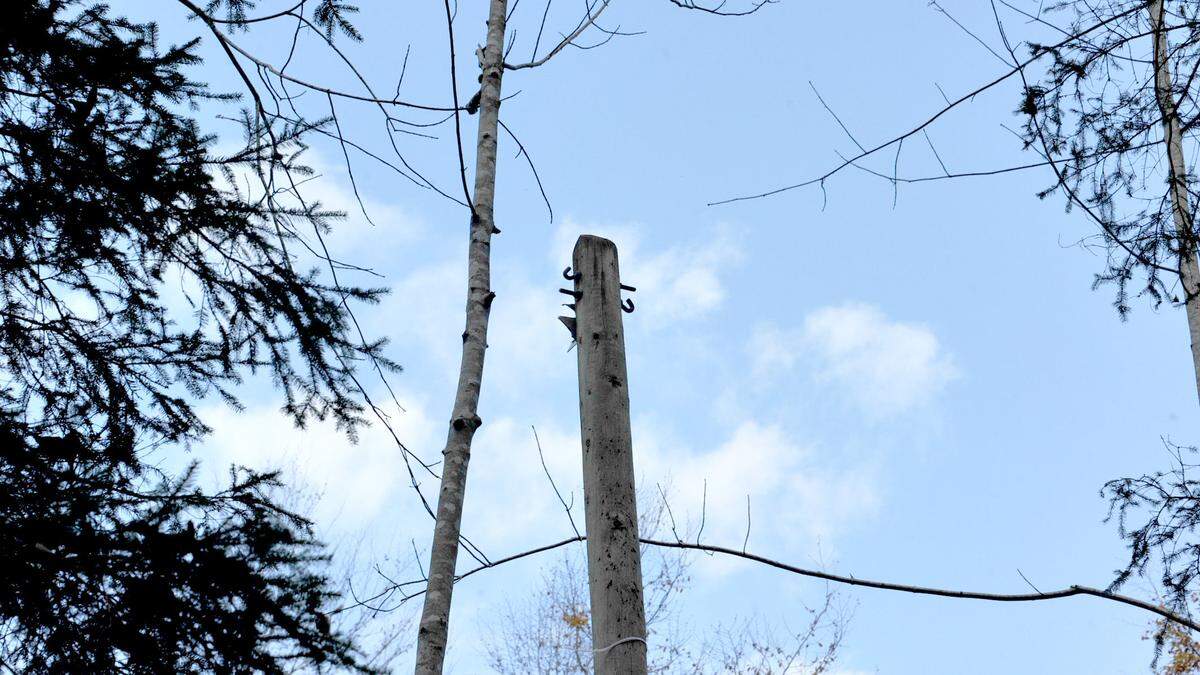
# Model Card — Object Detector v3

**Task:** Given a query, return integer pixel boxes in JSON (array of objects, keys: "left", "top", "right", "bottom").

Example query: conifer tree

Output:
[{"left": 0, "top": 1, "right": 390, "bottom": 671}]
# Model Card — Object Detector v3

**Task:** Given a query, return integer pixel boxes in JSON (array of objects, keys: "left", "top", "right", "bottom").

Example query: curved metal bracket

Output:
[
  {"left": 621, "top": 298, "right": 635, "bottom": 313},
  {"left": 562, "top": 266, "right": 580, "bottom": 281}
]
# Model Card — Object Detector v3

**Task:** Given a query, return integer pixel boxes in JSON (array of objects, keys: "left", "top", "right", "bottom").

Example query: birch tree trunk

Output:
[
  {"left": 414, "top": 1, "right": 507, "bottom": 671},
  {"left": 1150, "top": 0, "right": 1200, "bottom": 405}
]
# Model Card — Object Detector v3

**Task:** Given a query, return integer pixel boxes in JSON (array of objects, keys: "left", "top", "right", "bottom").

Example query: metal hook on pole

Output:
[{"left": 619, "top": 283, "right": 636, "bottom": 313}]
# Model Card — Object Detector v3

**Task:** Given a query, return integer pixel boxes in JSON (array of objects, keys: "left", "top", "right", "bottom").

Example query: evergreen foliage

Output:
[{"left": 0, "top": 1, "right": 389, "bottom": 671}]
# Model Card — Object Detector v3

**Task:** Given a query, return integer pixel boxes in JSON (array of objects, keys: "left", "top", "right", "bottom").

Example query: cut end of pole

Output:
[{"left": 573, "top": 233, "right": 619, "bottom": 260}]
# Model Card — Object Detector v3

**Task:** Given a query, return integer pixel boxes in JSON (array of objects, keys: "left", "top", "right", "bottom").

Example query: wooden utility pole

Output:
[{"left": 566, "top": 234, "right": 648, "bottom": 674}]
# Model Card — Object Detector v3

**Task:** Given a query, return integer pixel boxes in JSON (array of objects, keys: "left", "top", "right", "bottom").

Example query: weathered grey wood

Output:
[
  {"left": 571, "top": 235, "right": 648, "bottom": 675},
  {"left": 414, "top": 1, "right": 508, "bottom": 672}
]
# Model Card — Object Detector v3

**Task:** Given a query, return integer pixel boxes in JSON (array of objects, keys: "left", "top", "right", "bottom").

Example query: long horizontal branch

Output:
[
  {"left": 641, "top": 539, "right": 1200, "bottom": 632},
  {"left": 346, "top": 533, "right": 1200, "bottom": 633}
]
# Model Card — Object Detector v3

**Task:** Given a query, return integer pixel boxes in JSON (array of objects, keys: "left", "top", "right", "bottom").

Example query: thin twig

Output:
[
  {"left": 499, "top": 119, "right": 553, "bottom": 222},
  {"left": 505, "top": 0, "right": 613, "bottom": 70},
  {"left": 708, "top": 5, "right": 1158, "bottom": 206},
  {"left": 532, "top": 425, "right": 580, "bottom": 538},
  {"left": 443, "top": 0, "right": 475, "bottom": 211}
]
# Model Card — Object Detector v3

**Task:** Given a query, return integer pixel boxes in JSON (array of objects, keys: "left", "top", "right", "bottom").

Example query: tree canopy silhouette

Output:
[{"left": 0, "top": 1, "right": 392, "bottom": 671}]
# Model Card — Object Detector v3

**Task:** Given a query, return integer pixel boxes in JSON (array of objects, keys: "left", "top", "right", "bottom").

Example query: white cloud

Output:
[
  {"left": 205, "top": 146, "right": 426, "bottom": 282},
  {"left": 296, "top": 160, "right": 427, "bottom": 264},
  {"left": 374, "top": 259, "right": 577, "bottom": 392},
  {"left": 374, "top": 216, "right": 743, "bottom": 392},
  {"left": 484, "top": 276, "right": 578, "bottom": 389},
  {"left": 438, "top": 415, "right": 878, "bottom": 580},
  {"left": 458, "top": 418, "right": 585, "bottom": 550},
  {"left": 751, "top": 303, "right": 958, "bottom": 415},
  {"left": 382, "top": 258, "right": 466, "bottom": 369},
  {"left": 198, "top": 393, "right": 438, "bottom": 529},
  {"left": 551, "top": 219, "right": 743, "bottom": 326},
  {"left": 634, "top": 420, "right": 879, "bottom": 573}
]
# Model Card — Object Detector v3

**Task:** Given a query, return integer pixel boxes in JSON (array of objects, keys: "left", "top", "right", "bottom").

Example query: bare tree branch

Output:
[
  {"left": 354, "top": 534, "right": 1200, "bottom": 635},
  {"left": 708, "top": 5, "right": 1158, "bottom": 206},
  {"left": 505, "top": 0, "right": 613, "bottom": 71}
]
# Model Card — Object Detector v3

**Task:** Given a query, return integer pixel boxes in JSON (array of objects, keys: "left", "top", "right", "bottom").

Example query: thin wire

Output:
[{"left": 592, "top": 636, "right": 647, "bottom": 654}]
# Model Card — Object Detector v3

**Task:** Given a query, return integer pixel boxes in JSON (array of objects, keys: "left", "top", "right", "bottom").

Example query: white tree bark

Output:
[
  {"left": 1150, "top": 0, "right": 1200, "bottom": 404},
  {"left": 571, "top": 235, "right": 649, "bottom": 674},
  {"left": 414, "top": 1, "right": 507, "bottom": 671}
]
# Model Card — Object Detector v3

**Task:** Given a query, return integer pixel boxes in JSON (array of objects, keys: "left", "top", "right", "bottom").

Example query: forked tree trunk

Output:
[
  {"left": 1150, "top": 0, "right": 1200, "bottom": 405},
  {"left": 414, "top": 0, "right": 508, "bottom": 671}
]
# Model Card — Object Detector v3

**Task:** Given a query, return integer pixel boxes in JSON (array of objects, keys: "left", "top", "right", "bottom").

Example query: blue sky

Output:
[{"left": 123, "top": 0, "right": 1199, "bottom": 672}]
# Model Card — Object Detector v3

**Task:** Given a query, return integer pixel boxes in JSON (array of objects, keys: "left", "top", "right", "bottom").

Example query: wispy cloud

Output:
[
  {"left": 198, "top": 394, "right": 437, "bottom": 529},
  {"left": 634, "top": 420, "right": 879, "bottom": 571},
  {"left": 751, "top": 303, "right": 959, "bottom": 416}
]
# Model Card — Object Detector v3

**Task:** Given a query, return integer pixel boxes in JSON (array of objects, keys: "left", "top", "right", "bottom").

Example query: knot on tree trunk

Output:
[{"left": 451, "top": 414, "right": 483, "bottom": 431}]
